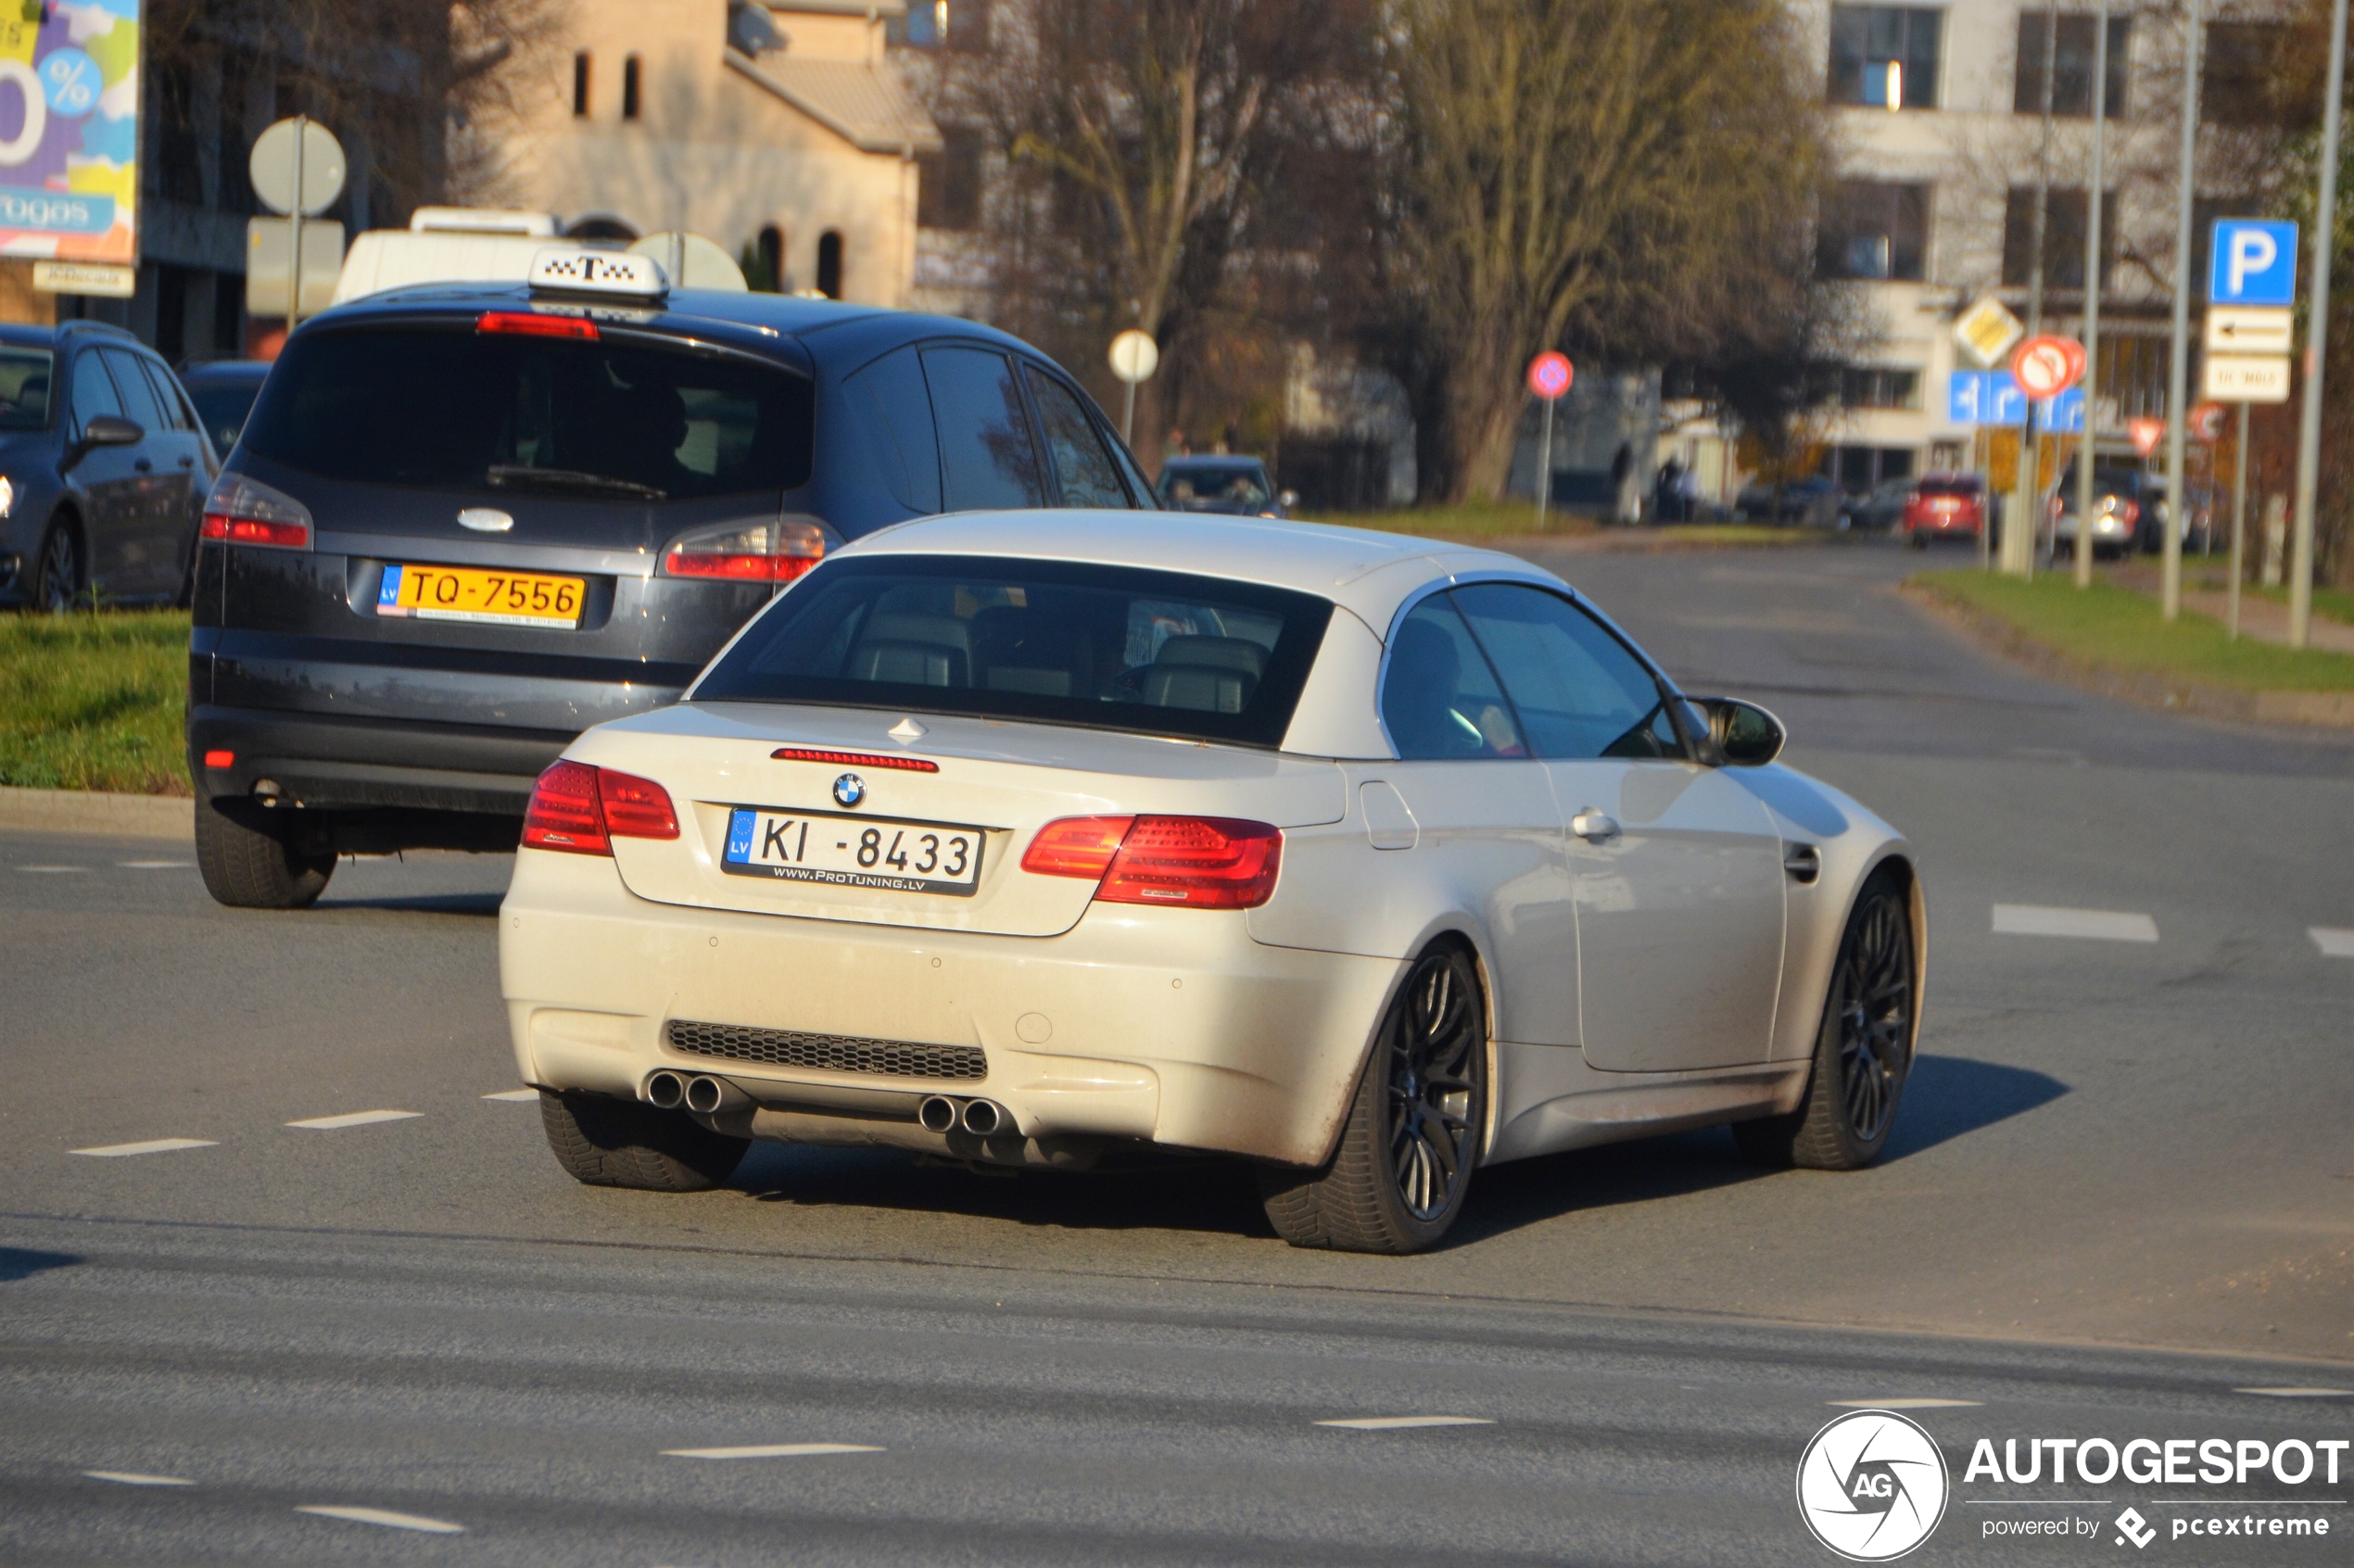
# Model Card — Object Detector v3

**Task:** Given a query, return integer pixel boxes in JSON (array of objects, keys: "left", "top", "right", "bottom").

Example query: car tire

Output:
[
  {"left": 1906, "top": 530, "right": 1928, "bottom": 550},
  {"left": 1733, "top": 869, "right": 1916, "bottom": 1172},
  {"left": 33, "top": 517, "right": 81, "bottom": 612},
  {"left": 1258, "top": 943, "right": 1487, "bottom": 1254},
  {"left": 194, "top": 796, "right": 336, "bottom": 909},
  {"left": 538, "top": 1089, "right": 749, "bottom": 1192}
]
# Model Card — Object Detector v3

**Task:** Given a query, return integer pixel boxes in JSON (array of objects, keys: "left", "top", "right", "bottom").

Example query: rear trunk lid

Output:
[{"left": 573, "top": 702, "right": 1346, "bottom": 938}]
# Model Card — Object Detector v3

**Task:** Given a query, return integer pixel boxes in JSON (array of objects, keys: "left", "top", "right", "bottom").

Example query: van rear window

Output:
[
  {"left": 692, "top": 555, "right": 1335, "bottom": 749},
  {"left": 242, "top": 325, "right": 814, "bottom": 500}
]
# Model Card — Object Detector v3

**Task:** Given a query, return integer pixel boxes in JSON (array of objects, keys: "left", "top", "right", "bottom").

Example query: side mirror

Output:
[
  {"left": 1691, "top": 696, "right": 1786, "bottom": 767},
  {"left": 67, "top": 413, "right": 143, "bottom": 469}
]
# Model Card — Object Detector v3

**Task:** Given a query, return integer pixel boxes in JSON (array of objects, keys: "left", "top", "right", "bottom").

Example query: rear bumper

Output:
[
  {"left": 187, "top": 702, "right": 570, "bottom": 816},
  {"left": 499, "top": 847, "right": 1403, "bottom": 1167}
]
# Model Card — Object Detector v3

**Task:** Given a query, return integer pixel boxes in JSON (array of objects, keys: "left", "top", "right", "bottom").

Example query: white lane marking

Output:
[
  {"left": 481, "top": 1089, "right": 540, "bottom": 1102},
  {"left": 1314, "top": 1416, "right": 1495, "bottom": 1430},
  {"left": 2310, "top": 928, "right": 2354, "bottom": 958},
  {"left": 117, "top": 860, "right": 192, "bottom": 869},
  {"left": 19, "top": 865, "right": 87, "bottom": 874},
  {"left": 1992, "top": 904, "right": 2159, "bottom": 942},
  {"left": 285, "top": 1110, "right": 423, "bottom": 1131},
  {"left": 295, "top": 1505, "right": 464, "bottom": 1534},
  {"left": 1829, "top": 1398, "right": 1983, "bottom": 1409},
  {"left": 662, "top": 1443, "right": 883, "bottom": 1460},
  {"left": 83, "top": 1471, "right": 194, "bottom": 1486},
  {"left": 2238, "top": 1386, "right": 2352, "bottom": 1397},
  {"left": 70, "top": 1139, "right": 217, "bottom": 1158}
]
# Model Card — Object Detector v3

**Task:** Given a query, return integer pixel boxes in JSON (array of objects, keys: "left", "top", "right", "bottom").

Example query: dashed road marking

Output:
[
  {"left": 83, "top": 1471, "right": 194, "bottom": 1486},
  {"left": 285, "top": 1110, "right": 423, "bottom": 1131},
  {"left": 2237, "top": 1386, "right": 2351, "bottom": 1398},
  {"left": 1992, "top": 904, "right": 2159, "bottom": 942},
  {"left": 481, "top": 1089, "right": 540, "bottom": 1102},
  {"left": 295, "top": 1505, "right": 464, "bottom": 1534},
  {"left": 117, "top": 860, "right": 191, "bottom": 869},
  {"left": 19, "top": 865, "right": 86, "bottom": 874},
  {"left": 1829, "top": 1398, "right": 1983, "bottom": 1409},
  {"left": 2310, "top": 928, "right": 2354, "bottom": 958},
  {"left": 70, "top": 1139, "right": 217, "bottom": 1158},
  {"left": 1314, "top": 1416, "right": 1494, "bottom": 1431},
  {"left": 662, "top": 1443, "right": 883, "bottom": 1460}
]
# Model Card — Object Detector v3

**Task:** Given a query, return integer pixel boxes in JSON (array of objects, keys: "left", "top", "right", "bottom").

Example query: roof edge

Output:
[{"left": 723, "top": 47, "right": 943, "bottom": 156}]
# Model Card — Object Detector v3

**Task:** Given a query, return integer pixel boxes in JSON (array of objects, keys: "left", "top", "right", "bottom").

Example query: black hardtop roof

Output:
[
  {"left": 0, "top": 319, "right": 141, "bottom": 350},
  {"left": 297, "top": 281, "right": 1040, "bottom": 371}
]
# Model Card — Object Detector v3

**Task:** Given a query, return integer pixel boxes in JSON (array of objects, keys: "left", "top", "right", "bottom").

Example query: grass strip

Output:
[
  {"left": 1909, "top": 569, "right": 2354, "bottom": 692},
  {"left": 0, "top": 609, "right": 191, "bottom": 794},
  {"left": 1300, "top": 499, "right": 1821, "bottom": 548}
]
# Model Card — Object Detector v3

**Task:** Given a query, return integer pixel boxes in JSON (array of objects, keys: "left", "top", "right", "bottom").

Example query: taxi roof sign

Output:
[{"left": 528, "top": 247, "right": 667, "bottom": 300}]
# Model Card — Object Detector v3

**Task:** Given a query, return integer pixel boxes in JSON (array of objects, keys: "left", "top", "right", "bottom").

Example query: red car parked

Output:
[{"left": 1904, "top": 474, "right": 1986, "bottom": 548}]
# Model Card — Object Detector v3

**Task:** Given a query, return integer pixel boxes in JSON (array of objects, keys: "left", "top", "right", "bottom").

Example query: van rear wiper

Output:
[{"left": 487, "top": 465, "right": 667, "bottom": 500}]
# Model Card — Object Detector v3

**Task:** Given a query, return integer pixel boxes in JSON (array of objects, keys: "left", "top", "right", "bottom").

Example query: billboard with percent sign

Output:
[{"left": 0, "top": 0, "right": 140, "bottom": 268}]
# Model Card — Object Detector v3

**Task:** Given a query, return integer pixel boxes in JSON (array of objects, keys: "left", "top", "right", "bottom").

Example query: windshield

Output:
[
  {"left": 241, "top": 325, "right": 815, "bottom": 499},
  {"left": 693, "top": 555, "right": 1335, "bottom": 749},
  {"left": 1917, "top": 477, "right": 1981, "bottom": 496},
  {"left": 1159, "top": 463, "right": 1272, "bottom": 509},
  {"left": 0, "top": 348, "right": 52, "bottom": 431},
  {"left": 188, "top": 382, "right": 259, "bottom": 458}
]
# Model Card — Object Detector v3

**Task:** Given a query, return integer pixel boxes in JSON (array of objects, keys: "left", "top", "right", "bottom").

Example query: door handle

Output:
[
  {"left": 133, "top": 458, "right": 152, "bottom": 472},
  {"left": 1570, "top": 809, "right": 1621, "bottom": 842},
  {"left": 1783, "top": 843, "right": 1821, "bottom": 884}
]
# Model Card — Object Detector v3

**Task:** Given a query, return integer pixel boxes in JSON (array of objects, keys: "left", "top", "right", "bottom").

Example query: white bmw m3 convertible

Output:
[{"left": 500, "top": 512, "right": 1925, "bottom": 1253}]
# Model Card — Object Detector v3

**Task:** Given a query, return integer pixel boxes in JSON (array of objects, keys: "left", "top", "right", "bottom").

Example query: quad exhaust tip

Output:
[
  {"left": 917, "top": 1094, "right": 1008, "bottom": 1137},
  {"left": 918, "top": 1094, "right": 959, "bottom": 1133},
  {"left": 959, "top": 1098, "right": 1004, "bottom": 1137},
  {"left": 645, "top": 1070, "right": 685, "bottom": 1110},
  {"left": 682, "top": 1074, "right": 728, "bottom": 1115}
]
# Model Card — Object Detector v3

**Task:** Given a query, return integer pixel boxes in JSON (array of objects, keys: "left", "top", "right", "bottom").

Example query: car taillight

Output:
[
  {"left": 200, "top": 473, "right": 312, "bottom": 550},
  {"left": 477, "top": 310, "right": 599, "bottom": 340},
  {"left": 1021, "top": 815, "right": 1282, "bottom": 909},
  {"left": 661, "top": 517, "right": 826, "bottom": 582},
  {"left": 522, "top": 761, "right": 678, "bottom": 855}
]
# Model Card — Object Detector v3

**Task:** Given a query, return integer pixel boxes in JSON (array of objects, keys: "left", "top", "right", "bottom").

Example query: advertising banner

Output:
[{"left": 0, "top": 0, "right": 139, "bottom": 266}]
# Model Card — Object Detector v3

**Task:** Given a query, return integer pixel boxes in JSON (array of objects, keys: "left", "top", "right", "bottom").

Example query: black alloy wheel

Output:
[
  {"left": 1735, "top": 871, "right": 1916, "bottom": 1170},
  {"left": 34, "top": 524, "right": 79, "bottom": 612},
  {"left": 1259, "top": 944, "right": 1487, "bottom": 1253}
]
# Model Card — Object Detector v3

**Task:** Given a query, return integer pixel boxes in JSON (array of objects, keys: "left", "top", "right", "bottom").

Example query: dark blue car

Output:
[{"left": 189, "top": 259, "right": 1156, "bottom": 907}]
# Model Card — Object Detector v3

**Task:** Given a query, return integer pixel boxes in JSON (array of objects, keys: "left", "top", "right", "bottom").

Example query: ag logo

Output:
[
  {"left": 1797, "top": 1410, "right": 1949, "bottom": 1561},
  {"left": 831, "top": 773, "right": 867, "bottom": 809}
]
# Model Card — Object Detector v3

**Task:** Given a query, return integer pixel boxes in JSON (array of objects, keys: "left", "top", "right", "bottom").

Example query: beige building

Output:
[{"left": 485, "top": 0, "right": 941, "bottom": 306}]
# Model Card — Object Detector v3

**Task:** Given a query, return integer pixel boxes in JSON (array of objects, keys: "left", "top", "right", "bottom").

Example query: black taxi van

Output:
[{"left": 191, "top": 247, "right": 1154, "bottom": 907}]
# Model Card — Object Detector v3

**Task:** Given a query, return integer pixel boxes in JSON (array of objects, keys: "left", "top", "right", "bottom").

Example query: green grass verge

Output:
[
  {"left": 1299, "top": 501, "right": 1823, "bottom": 549},
  {"left": 2183, "top": 571, "right": 2354, "bottom": 626},
  {"left": 0, "top": 609, "right": 191, "bottom": 794},
  {"left": 1910, "top": 569, "right": 2354, "bottom": 692}
]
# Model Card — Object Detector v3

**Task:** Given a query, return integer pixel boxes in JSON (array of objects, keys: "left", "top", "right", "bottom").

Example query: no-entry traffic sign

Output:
[
  {"left": 1526, "top": 351, "right": 1573, "bottom": 400},
  {"left": 2011, "top": 335, "right": 2087, "bottom": 400}
]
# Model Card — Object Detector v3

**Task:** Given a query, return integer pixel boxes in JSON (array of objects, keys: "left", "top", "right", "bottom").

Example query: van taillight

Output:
[
  {"left": 1021, "top": 815, "right": 1282, "bottom": 909},
  {"left": 200, "top": 474, "right": 313, "bottom": 550},
  {"left": 661, "top": 518, "right": 826, "bottom": 582},
  {"left": 522, "top": 761, "right": 678, "bottom": 855}
]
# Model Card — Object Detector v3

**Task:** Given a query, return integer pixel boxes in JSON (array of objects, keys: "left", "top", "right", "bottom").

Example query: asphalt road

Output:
[{"left": 4, "top": 537, "right": 2349, "bottom": 1564}]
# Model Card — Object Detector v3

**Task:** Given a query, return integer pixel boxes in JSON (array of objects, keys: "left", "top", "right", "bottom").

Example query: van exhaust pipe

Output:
[
  {"left": 682, "top": 1074, "right": 747, "bottom": 1115},
  {"left": 959, "top": 1098, "right": 1005, "bottom": 1137},
  {"left": 918, "top": 1094, "right": 960, "bottom": 1133},
  {"left": 645, "top": 1070, "right": 686, "bottom": 1110}
]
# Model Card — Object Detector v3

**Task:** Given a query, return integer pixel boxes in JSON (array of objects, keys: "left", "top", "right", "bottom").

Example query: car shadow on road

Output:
[
  {"left": 311, "top": 891, "right": 504, "bottom": 917},
  {"left": 0, "top": 1247, "right": 81, "bottom": 1283},
  {"left": 1882, "top": 1055, "right": 2069, "bottom": 1159}
]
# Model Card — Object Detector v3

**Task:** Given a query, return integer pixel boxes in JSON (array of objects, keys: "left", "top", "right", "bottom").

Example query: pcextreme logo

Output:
[{"left": 1798, "top": 1410, "right": 1952, "bottom": 1561}]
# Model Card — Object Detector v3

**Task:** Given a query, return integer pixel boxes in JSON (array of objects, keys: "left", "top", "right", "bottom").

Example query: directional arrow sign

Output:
[{"left": 2205, "top": 306, "right": 2294, "bottom": 356}]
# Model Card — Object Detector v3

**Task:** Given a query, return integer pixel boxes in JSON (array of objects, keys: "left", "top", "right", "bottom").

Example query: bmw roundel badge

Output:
[{"left": 831, "top": 773, "right": 867, "bottom": 809}]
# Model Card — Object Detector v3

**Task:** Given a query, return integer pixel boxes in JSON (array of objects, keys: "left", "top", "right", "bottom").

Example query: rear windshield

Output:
[
  {"left": 693, "top": 554, "right": 1335, "bottom": 749},
  {"left": 1917, "top": 477, "right": 1981, "bottom": 496},
  {"left": 1159, "top": 462, "right": 1271, "bottom": 508},
  {"left": 241, "top": 324, "right": 815, "bottom": 499},
  {"left": 0, "top": 348, "right": 52, "bottom": 431}
]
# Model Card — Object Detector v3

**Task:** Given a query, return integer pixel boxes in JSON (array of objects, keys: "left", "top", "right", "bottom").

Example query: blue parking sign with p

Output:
[{"left": 2208, "top": 219, "right": 2298, "bottom": 306}]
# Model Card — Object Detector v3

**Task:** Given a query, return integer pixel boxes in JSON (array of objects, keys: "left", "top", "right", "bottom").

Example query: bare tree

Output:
[{"left": 1374, "top": 0, "right": 1832, "bottom": 502}]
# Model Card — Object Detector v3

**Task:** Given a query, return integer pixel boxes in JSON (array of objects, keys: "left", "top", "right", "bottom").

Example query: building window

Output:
[
  {"left": 918, "top": 127, "right": 984, "bottom": 231},
  {"left": 1840, "top": 368, "right": 1921, "bottom": 410},
  {"left": 2014, "top": 11, "right": 2131, "bottom": 118},
  {"left": 2204, "top": 23, "right": 2296, "bottom": 127},
  {"left": 1833, "top": 447, "right": 1916, "bottom": 491},
  {"left": 753, "top": 226, "right": 784, "bottom": 292},
  {"left": 817, "top": 230, "right": 843, "bottom": 299},
  {"left": 1829, "top": 6, "right": 1943, "bottom": 110},
  {"left": 892, "top": 0, "right": 991, "bottom": 51},
  {"left": 1818, "top": 180, "right": 1930, "bottom": 281},
  {"left": 573, "top": 52, "right": 591, "bottom": 117},
  {"left": 2001, "top": 186, "right": 2118, "bottom": 291},
  {"left": 622, "top": 55, "right": 641, "bottom": 121}
]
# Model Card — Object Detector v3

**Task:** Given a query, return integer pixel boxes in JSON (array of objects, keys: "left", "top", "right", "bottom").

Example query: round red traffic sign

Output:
[
  {"left": 1526, "top": 351, "right": 1573, "bottom": 400},
  {"left": 2010, "top": 335, "right": 2086, "bottom": 399},
  {"left": 2188, "top": 401, "right": 2227, "bottom": 443}
]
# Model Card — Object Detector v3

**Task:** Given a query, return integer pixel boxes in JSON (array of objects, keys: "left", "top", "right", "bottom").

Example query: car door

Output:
[
  {"left": 1020, "top": 363, "right": 1136, "bottom": 508},
  {"left": 918, "top": 345, "right": 1046, "bottom": 510},
  {"left": 64, "top": 349, "right": 141, "bottom": 597},
  {"left": 99, "top": 348, "right": 195, "bottom": 596},
  {"left": 1358, "top": 591, "right": 1580, "bottom": 1047},
  {"left": 1449, "top": 581, "right": 1787, "bottom": 1072},
  {"left": 131, "top": 353, "right": 211, "bottom": 590}
]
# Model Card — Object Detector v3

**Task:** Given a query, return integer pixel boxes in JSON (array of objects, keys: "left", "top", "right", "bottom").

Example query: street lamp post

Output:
[
  {"left": 2076, "top": 0, "right": 2111, "bottom": 589},
  {"left": 2162, "top": 1, "right": 2204, "bottom": 621},
  {"left": 2007, "top": 5, "right": 2062, "bottom": 577},
  {"left": 2289, "top": 0, "right": 2349, "bottom": 649}
]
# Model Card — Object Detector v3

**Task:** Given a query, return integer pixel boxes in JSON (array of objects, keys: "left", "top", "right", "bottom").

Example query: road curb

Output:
[
  {"left": 1902, "top": 583, "right": 2354, "bottom": 728},
  {"left": 0, "top": 786, "right": 194, "bottom": 841}
]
